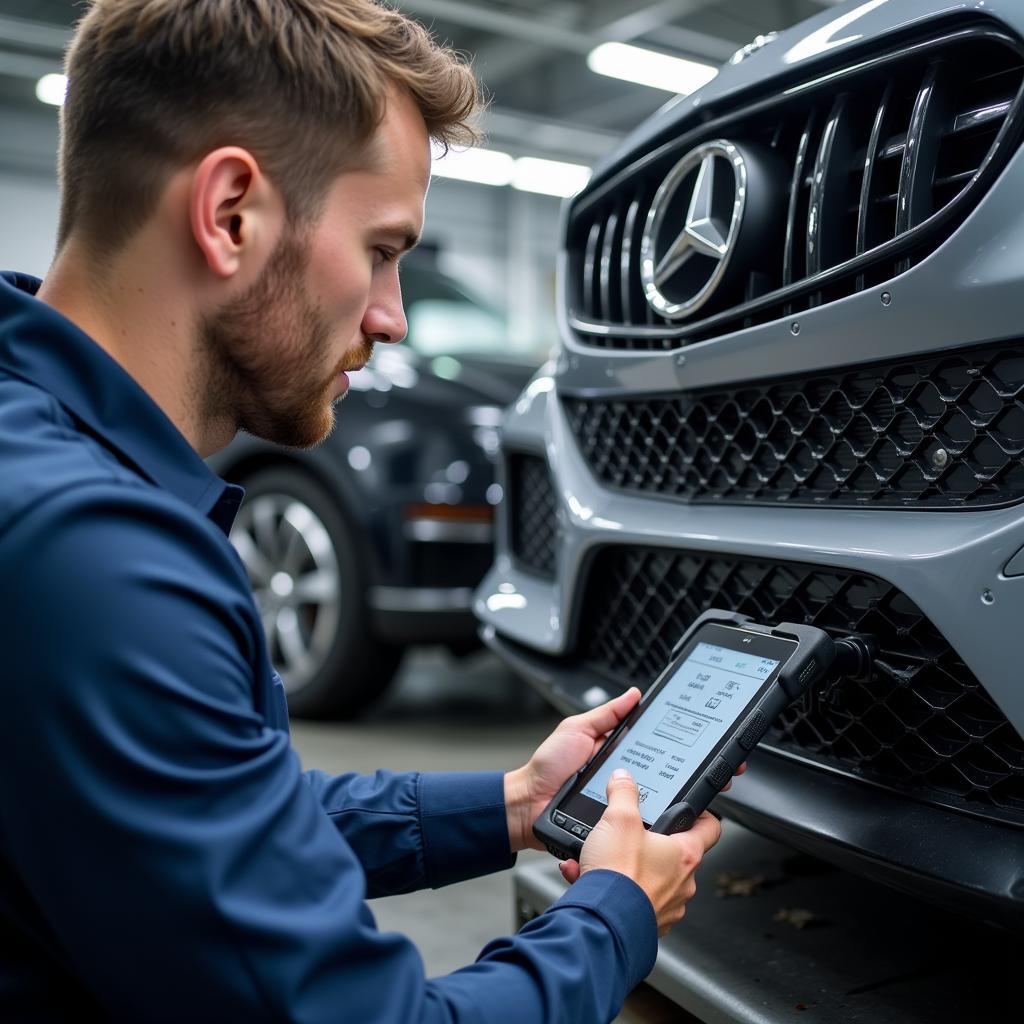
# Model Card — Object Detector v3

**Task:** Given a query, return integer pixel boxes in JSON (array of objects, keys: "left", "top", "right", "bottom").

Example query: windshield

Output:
[{"left": 400, "top": 263, "right": 546, "bottom": 363}]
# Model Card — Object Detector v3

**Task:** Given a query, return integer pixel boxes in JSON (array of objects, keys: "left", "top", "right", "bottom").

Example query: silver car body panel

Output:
[{"left": 477, "top": 0, "right": 1024, "bottom": 739}]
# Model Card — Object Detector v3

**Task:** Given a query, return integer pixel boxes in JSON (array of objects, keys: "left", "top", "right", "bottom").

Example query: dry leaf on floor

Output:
[
  {"left": 773, "top": 907, "right": 824, "bottom": 929},
  {"left": 714, "top": 871, "right": 768, "bottom": 898}
]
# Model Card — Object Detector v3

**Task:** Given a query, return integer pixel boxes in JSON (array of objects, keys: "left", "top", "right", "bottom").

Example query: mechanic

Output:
[{"left": 0, "top": 2, "right": 725, "bottom": 1021}]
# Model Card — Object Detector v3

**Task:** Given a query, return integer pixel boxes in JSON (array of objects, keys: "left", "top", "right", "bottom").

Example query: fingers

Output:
[
  {"left": 572, "top": 687, "right": 641, "bottom": 738},
  {"left": 679, "top": 810, "right": 722, "bottom": 854},
  {"left": 720, "top": 761, "right": 749, "bottom": 792},
  {"left": 559, "top": 859, "right": 581, "bottom": 884},
  {"left": 604, "top": 768, "right": 641, "bottom": 817}
]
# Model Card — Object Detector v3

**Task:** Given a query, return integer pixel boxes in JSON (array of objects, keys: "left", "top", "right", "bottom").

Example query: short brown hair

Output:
[{"left": 58, "top": 0, "right": 479, "bottom": 258}]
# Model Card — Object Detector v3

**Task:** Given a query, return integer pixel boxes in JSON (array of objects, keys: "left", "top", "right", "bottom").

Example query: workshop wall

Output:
[{"left": 0, "top": 104, "right": 563, "bottom": 347}]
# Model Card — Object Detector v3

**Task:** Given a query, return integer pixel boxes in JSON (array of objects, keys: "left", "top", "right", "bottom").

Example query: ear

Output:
[{"left": 188, "top": 147, "right": 283, "bottom": 279}]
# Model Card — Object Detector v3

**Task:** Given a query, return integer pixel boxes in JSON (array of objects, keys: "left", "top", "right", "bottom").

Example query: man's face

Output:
[{"left": 200, "top": 90, "right": 430, "bottom": 448}]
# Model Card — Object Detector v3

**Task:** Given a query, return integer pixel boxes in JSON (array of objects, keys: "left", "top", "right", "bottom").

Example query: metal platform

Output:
[{"left": 513, "top": 825, "right": 1019, "bottom": 1023}]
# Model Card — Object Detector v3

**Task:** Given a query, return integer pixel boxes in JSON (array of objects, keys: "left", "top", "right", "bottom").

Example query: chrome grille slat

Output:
[
  {"left": 952, "top": 98, "right": 1012, "bottom": 132},
  {"left": 784, "top": 109, "right": 817, "bottom": 288},
  {"left": 599, "top": 208, "right": 620, "bottom": 328},
  {"left": 619, "top": 197, "right": 641, "bottom": 326},
  {"left": 896, "top": 62, "right": 948, "bottom": 235},
  {"left": 582, "top": 220, "right": 602, "bottom": 321},
  {"left": 934, "top": 168, "right": 977, "bottom": 189},
  {"left": 857, "top": 80, "right": 894, "bottom": 259},
  {"left": 807, "top": 96, "right": 849, "bottom": 277}
]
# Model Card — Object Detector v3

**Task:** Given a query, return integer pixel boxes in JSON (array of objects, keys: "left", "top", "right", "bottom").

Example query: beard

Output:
[{"left": 199, "top": 229, "right": 370, "bottom": 449}]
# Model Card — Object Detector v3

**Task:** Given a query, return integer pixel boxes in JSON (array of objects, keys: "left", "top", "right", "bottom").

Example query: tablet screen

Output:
[{"left": 561, "top": 626, "right": 798, "bottom": 827}]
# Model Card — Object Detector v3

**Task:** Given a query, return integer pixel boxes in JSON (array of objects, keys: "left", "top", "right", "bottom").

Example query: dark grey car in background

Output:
[{"left": 478, "top": 0, "right": 1024, "bottom": 927}]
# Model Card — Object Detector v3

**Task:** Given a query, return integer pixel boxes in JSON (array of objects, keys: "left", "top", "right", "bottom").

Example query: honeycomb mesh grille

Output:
[
  {"left": 579, "top": 546, "right": 1024, "bottom": 824},
  {"left": 509, "top": 454, "right": 558, "bottom": 577},
  {"left": 566, "top": 343, "right": 1024, "bottom": 508}
]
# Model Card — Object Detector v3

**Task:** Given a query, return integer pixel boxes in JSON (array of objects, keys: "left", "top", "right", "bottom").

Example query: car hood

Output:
[
  {"left": 444, "top": 354, "right": 542, "bottom": 404},
  {"left": 589, "top": 0, "right": 1018, "bottom": 189}
]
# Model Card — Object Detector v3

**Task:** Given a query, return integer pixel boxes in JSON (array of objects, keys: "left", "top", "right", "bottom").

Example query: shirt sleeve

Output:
[
  {"left": 303, "top": 768, "right": 516, "bottom": 896},
  {"left": 0, "top": 482, "right": 657, "bottom": 1024}
]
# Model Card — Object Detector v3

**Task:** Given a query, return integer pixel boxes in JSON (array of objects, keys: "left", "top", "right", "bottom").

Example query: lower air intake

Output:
[{"left": 579, "top": 545, "right": 1024, "bottom": 825}]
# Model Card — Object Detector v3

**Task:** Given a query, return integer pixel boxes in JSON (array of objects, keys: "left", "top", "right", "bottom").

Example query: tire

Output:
[{"left": 228, "top": 466, "right": 403, "bottom": 719}]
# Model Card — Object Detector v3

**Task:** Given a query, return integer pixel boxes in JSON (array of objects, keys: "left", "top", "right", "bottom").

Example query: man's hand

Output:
[
  {"left": 504, "top": 687, "right": 743, "bottom": 853},
  {"left": 504, "top": 688, "right": 643, "bottom": 853},
  {"left": 570, "top": 770, "right": 721, "bottom": 936}
]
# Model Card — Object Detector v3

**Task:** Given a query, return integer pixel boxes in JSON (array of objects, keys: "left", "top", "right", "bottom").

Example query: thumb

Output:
[
  {"left": 605, "top": 768, "right": 640, "bottom": 813},
  {"left": 559, "top": 859, "right": 581, "bottom": 884}
]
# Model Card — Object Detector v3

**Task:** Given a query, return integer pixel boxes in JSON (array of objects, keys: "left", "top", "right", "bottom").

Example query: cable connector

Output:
[{"left": 832, "top": 634, "right": 877, "bottom": 682}]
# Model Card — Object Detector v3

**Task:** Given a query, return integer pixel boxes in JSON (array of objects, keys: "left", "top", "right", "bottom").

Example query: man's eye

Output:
[{"left": 375, "top": 247, "right": 397, "bottom": 265}]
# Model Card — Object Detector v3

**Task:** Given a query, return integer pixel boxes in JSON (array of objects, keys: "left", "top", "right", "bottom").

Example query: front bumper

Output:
[
  {"left": 374, "top": 518, "right": 494, "bottom": 644},
  {"left": 487, "top": 627, "right": 1023, "bottom": 928},
  {"left": 369, "top": 586, "right": 477, "bottom": 644},
  {"left": 478, "top": 380, "right": 1024, "bottom": 919}
]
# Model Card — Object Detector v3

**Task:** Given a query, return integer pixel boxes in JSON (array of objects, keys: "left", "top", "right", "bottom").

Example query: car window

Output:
[
  {"left": 407, "top": 299, "right": 506, "bottom": 356},
  {"left": 400, "top": 263, "right": 545, "bottom": 363}
]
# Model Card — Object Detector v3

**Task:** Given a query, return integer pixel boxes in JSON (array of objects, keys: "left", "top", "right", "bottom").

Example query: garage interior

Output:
[{"left": 0, "top": 1, "right": 1019, "bottom": 1022}]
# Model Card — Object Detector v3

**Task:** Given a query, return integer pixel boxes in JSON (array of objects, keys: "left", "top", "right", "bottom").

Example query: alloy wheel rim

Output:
[{"left": 230, "top": 492, "right": 341, "bottom": 694}]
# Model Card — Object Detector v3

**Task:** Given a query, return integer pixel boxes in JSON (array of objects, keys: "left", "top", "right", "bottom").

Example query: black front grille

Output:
[
  {"left": 579, "top": 546, "right": 1024, "bottom": 825},
  {"left": 566, "top": 342, "right": 1024, "bottom": 508},
  {"left": 567, "top": 25, "right": 1024, "bottom": 348},
  {"left": 509, "top": 453, "right": 558, "bottom": 577}
]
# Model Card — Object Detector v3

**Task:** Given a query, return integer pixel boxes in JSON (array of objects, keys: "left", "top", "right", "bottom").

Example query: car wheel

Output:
[{"left": 228, "top": 466, "right": 403, "bottom": 719}]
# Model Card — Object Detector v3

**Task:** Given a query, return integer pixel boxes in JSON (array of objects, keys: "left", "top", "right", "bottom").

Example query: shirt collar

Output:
[{"left": 0, "top": 271, "right": 242, "bottom": 534}]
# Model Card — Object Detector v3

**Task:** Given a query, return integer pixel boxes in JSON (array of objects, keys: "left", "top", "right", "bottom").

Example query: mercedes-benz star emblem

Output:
[{"left": 640, "top": 139, "right": 747, "bottom": 320}]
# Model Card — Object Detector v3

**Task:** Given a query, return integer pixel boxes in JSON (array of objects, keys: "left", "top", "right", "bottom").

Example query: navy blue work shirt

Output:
[{"left": 0, "top": 272, "right": 657, "bottom": 1023}]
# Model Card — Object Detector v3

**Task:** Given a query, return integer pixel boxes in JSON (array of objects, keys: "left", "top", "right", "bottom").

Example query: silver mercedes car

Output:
[{"left": 477, "top": 0, "right": 1024, "bottom": 927}]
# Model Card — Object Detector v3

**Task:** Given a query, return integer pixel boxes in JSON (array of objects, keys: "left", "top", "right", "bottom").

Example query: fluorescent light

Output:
[
  {"left": 431, "top": 145, "right": 591, "bottom": 198},
  {"left": 35, "top": 72, "right": 67, "bottom": 107},
  {"left": 432, "top": 146, "right": 514, "bottom": 187},
  {"left": 512, "top": 157, "right": 590, "bottom": 198},
  {"left": 587, "top": 42, "right": 718, "bottom": 95}
]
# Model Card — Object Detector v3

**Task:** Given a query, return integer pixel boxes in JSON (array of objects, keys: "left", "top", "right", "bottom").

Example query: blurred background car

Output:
[{"left": 209, "top": 250, "right": 546, "bottom": 717}]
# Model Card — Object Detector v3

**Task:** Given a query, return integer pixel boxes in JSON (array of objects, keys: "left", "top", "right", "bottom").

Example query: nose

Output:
[{"left": 362, "top": 272, "right": 407, "bottom": 345}]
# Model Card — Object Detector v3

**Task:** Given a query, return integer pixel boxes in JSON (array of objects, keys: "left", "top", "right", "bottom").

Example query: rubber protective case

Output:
[{"left": 533, "top": 609, "right": 840, "bottom": 861}]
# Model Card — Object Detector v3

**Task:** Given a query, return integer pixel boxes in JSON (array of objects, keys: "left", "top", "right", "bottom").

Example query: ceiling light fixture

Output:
[
  {"left": 511, "top": 157, "right": 591, "bottom": 198},
  {"left": 35, "top": 73, "right": 67, "bottom": 107},
  {"left": 587, "top": 41, "right": 718, "bottom": 95},
  {"left": 431, "top": 146, "right": 515, "bottom": 187},
  {"left": 431, "top": 146, "right": 591, "bottom": 199}
]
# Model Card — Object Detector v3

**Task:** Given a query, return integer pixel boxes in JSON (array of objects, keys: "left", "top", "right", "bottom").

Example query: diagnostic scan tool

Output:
[{"left": 535, "top": 609, "right": 874, "bottom": 861}]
